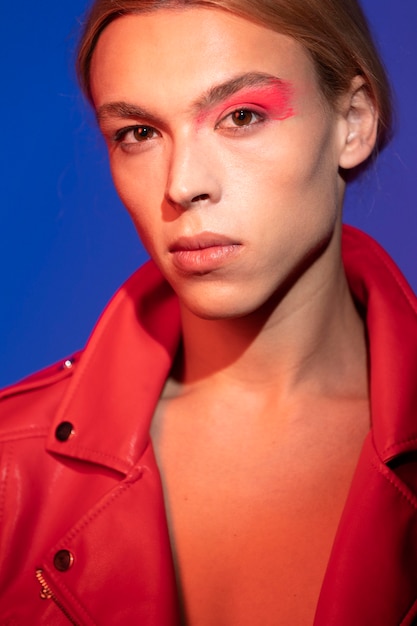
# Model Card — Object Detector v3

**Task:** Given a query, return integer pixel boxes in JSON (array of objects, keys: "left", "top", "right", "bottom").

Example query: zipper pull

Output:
[
  {"left": 35, "top": 568, "right": 79, "bottom": 625},
  {"left": 35, "top": 569, "right": 54, "bottom": 600},
  {"left": 36, "top": 569, "right": 81, "bottom": 626}
]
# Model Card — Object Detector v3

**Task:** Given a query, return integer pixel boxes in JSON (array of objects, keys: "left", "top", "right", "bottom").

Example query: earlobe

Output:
[{"left": 338, "top": 76, "right": 379, "bottom": 170}]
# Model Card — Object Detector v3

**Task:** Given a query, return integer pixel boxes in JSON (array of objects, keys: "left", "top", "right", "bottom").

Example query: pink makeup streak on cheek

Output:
[{"left": 196, "top": 81, "right": 295, "bottom": 127}]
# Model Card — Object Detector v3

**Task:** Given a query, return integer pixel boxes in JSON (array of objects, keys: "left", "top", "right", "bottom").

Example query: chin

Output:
[
  {"left": 164, "top": 261, "right": 300, "bottom": 322},
  {"left": 177, "top": 284, "right": 271, "bottom": 322},
  {"left": 187, "top": 306, "right": 248, "bottom": 321}
]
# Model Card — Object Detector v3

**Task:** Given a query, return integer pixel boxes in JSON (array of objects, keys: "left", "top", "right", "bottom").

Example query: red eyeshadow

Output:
[{"left": 197, "top": 80, "right": 294, "bottom": 126}]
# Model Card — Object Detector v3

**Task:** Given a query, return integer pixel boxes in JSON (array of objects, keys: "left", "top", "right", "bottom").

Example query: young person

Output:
[{"left": 1, "top": 1, "right": 416, "bottom": 624}]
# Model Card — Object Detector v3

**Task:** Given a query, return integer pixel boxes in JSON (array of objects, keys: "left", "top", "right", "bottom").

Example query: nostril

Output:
[{"left": 191, "top": 193, "right": 210, "bottom": 202}]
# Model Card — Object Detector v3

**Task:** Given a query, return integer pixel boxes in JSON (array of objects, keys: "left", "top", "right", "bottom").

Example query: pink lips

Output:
[{"left": 170, "top": 232, "right": 241, "bottom": 273}]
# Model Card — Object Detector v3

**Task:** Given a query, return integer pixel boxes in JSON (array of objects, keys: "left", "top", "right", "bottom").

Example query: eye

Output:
[
  {"left": 231, "top": 109, "right": 258, "bottom": 126},
  {"left": 114, "top": 124, "right": 158, "bottom": 144},
  {"left": 217, "top": 108, "right": 264, "bottom": 131}
]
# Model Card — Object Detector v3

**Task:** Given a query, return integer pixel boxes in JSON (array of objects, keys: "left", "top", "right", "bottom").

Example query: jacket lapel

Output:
[
  {"left": 315, "top": 228, "right": 417, "bottom": 625},
  {"left": 46, "top": 261, "right": 181, "bottom": 474},
  {"left": 315, "top": 434, "right": 417, "bottom": 625}
]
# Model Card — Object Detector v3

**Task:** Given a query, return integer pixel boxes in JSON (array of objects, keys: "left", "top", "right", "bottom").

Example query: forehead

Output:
[{"left": 90, "top": 7, "right": 319, "bottom": 109}]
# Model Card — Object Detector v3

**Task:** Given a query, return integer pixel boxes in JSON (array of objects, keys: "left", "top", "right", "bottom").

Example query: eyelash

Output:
[
  {"left": 216, "top": 108, "right": 266, "bottom": 131},
  {"left": 113, "top": 125, "right": 158, "bottom": 144},
  {"left": 112, "top": 107, "right": 266, "bottom": 148}
]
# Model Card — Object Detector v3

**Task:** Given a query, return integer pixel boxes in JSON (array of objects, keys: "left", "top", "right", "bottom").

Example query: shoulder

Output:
[
  {"left": 0, "top": 259, "right": 176, "bottom": 443},
  {"left": 0, "top": 352, "right": 81, "bottom": 441}
]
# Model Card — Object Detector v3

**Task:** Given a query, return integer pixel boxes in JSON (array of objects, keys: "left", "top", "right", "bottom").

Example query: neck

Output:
[{"left": 168, "top": 228, "right": 368, "bottom": 404}]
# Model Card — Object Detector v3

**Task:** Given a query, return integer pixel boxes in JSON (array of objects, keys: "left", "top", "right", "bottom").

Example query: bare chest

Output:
[{"left": 151, "top": 397, "right": 369, "bottom": 625}]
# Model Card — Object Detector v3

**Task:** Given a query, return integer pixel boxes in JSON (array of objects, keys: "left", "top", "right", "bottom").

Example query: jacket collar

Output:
[
  {"left": 47, "top": 225, "right": 417, "bottom": 472},
  {"left": 46, "top": 261, "right": 181, "bottom": 474},
  {"left": 342, "top": 226, "right": 417, "bottom": 462}
]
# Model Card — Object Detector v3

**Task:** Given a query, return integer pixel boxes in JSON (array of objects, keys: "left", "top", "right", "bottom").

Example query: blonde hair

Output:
[{"left": 77, "top": 0, "right": 392, "bottom": 151}]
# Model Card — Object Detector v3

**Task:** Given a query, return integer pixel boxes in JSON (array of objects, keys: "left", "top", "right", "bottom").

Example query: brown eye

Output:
[
  {"left": 232, "top": 109, "right": 254, "bottom": 126},
  {"left": 114, "top": 124, "right": 159, "bottom": 145},
  {"left": 133, "top": 126, "right": 155, "bottom": 141},
  {"left": 215, "top": 108, "right": 264, "bottom": 132}
]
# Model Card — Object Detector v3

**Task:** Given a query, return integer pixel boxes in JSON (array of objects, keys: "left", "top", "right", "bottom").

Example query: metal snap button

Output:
[
  {"left": 53, "top": 549, "right": 74, "bottom": 572},
  {"left": 55, "top": 421, "right": 74, "bottom": 442}
]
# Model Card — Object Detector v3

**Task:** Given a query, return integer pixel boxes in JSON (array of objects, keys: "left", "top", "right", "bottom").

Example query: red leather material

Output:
[{"left": 0, "top": 226, "right": 416, "bottom": 624}]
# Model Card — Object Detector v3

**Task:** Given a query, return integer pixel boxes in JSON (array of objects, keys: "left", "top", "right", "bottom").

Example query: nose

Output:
[{"left": 165, "top": 136, "right": 221, "bottom": 210}]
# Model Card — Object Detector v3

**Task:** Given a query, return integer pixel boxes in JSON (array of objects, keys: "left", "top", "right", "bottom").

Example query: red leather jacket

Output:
[{"left": 1, "top": 226, "right": 417, "bottom": 625}]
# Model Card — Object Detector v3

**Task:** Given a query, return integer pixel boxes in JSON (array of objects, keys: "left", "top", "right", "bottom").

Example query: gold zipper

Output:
[
  {"left": 35, "top": 569, "right": 79, "bottom": 625},
  {"left": 36, "top": 568, "right": 54, "bottom": 599}
]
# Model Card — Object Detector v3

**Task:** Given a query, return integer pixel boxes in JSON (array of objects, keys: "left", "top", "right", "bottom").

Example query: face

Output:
[{"left": 91, "top": 8, "right": 350, "bottom": 320}]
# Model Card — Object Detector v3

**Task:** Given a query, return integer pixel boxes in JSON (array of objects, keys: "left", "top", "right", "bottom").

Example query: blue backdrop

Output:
[{"left": 1, "top": 1, "right": 416, "bottom": 386}]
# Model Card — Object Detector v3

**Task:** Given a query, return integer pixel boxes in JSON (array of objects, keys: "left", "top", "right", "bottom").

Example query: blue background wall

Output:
[{"left": 1, "top": 1, "right": 416, "bottom": 386}]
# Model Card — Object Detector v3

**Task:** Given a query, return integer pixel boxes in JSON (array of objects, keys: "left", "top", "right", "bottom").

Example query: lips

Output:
[
  {"left": 169, "top": 232, "right": 239, "bottom": 251},
  {"left": 169, "top": 232, "right": 241, "bottom": 273}
]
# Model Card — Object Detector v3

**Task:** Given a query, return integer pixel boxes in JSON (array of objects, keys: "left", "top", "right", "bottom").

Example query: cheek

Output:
[
  {"left": 111, "top": 155, "right": 163, "bottom": 208},
  {"left": 109, "top": 163, "right": 164, "bottom": 254},
  {"left": 232, "top": 128, "right": 341, "bottom": 261},
  {"left": 259, "top": 118, "right": 340, "bottom": 215}
]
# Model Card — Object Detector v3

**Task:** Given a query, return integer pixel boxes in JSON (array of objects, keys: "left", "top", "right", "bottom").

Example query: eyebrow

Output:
[
  {"left": 96, "top": 101, "right": 164, "bottom": 126},
  {"left": 96, "top": 72, "right": 287, "bottom": 124},
  {"left": 191, "top": 71, "right": 287, "bottom": 112}
]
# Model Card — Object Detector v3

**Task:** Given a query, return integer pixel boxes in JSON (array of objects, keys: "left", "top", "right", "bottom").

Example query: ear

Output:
[{"left": 338, "top": 76, "right": 379, "bottom": 170}]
